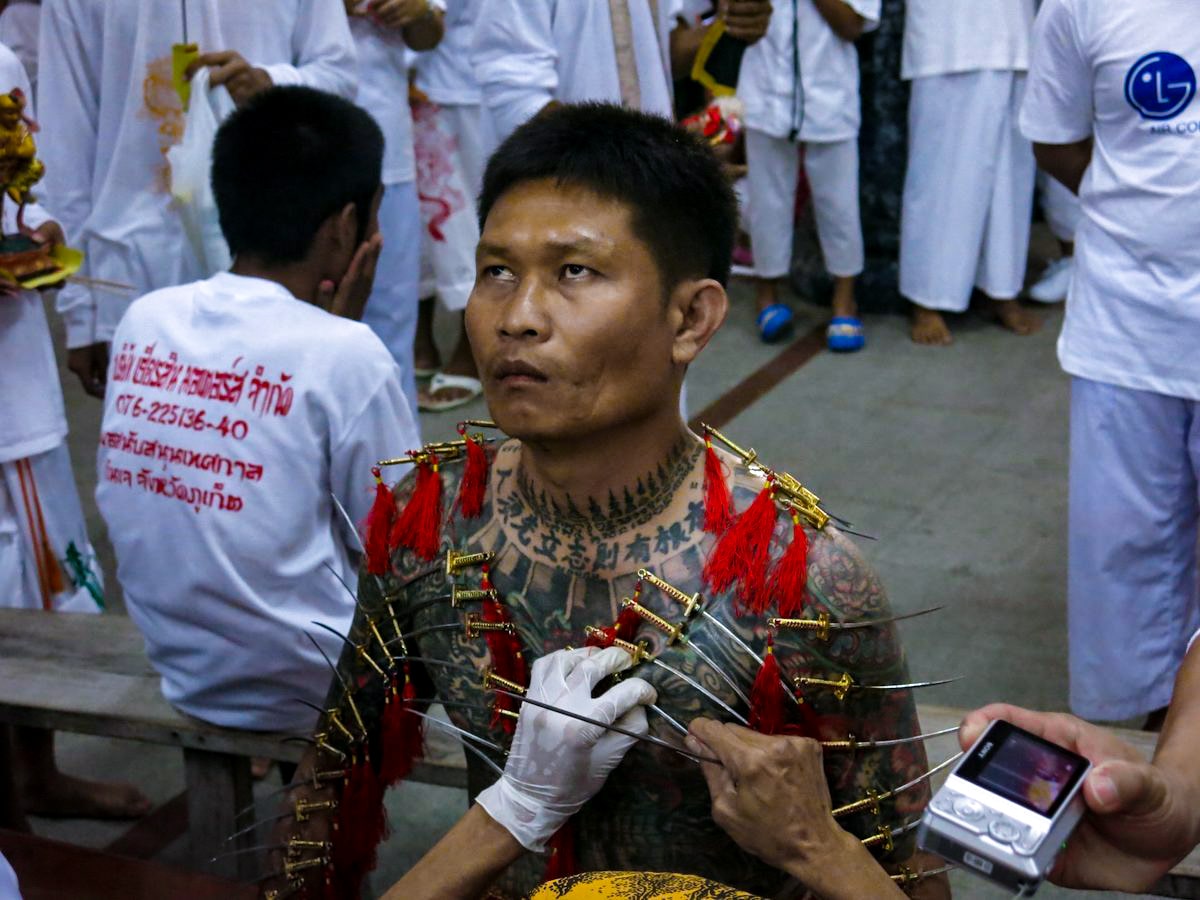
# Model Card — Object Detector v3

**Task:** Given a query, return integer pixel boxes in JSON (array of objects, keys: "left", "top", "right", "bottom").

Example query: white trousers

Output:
[
  {"left": 414, "top": 102, "right": 484, "bottom": 313},
  {"left": 0, "top": 442, "right": 104, "bottom": 613},
  {"left": 1068, "top": 377, "right": 1200, "bottom": 720},
  {"left": 361, "top": 180, "right": 420, "bottom": 412},
  {"left": 900, "top": 71, "right": 1035, "bottom": 311},
  {"left": 1038, "top": 171, "right": 1081, "bottom": 245},
  {"left": 744, "top": 128, "right": 865, "bottom": 279}
]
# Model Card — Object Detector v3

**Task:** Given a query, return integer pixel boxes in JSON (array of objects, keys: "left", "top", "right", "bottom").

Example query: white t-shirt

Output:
[
  {"left": 96, "top": 272, "right": 419, "bottom": 731},
  {"left": 473, "top": 0, "right": 679, "bottom": 142},
  {"left": 902, "top": 0, "right": 1035, "bottom": 80},
  {"left": 1021, "top": 0, "right": 1200, "bottom": 400},
  {"left": 0, "top": 0, "right": 38, "bottom": 96},
  {"left": 416, "top": 0, "right": 483, "bottom": 106},
  {"left": 0, "top": 44, "right": 64, "bottom": 464},
  {"left": 38, "top": 0, "right": 358, "bottom": 350},
  {"left": 740, "top": 0, "right": 880, "bottom": 142}
]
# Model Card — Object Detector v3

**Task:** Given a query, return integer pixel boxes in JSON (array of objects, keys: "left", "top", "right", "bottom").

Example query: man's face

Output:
[{"left": 466, "top": 178, "right": 682, "bottom": 443}]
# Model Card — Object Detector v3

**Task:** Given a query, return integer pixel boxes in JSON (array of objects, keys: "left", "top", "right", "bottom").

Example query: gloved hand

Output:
[{"left": 476, "top": 646, "right": 657, "bottom": 852}]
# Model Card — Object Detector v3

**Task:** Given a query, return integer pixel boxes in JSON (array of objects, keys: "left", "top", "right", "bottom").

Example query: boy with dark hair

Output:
[
  {"left": 96, "top": 86, "right": 419, "bottom": 734},
  {"left": 274, "top": 102, "right": 938, "bottom": 899}
]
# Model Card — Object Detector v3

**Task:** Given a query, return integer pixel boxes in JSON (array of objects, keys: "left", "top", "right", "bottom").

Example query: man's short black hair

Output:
[
  {"left": 479, "top": 102, "right": 738, "bottom": 289},
  {"left": 212, "top": 86, "right": 383, "bottom": 263}
]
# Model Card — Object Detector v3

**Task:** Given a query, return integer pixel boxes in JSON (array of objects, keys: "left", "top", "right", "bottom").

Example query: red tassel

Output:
[
  {"left": 749, "top": 635, "right": 786, "bottom": 735},
  {"left": 380, "top": 669, "right": 424, "bottom": 785},
  {"left": 767, "top": 514, "right": 809, "bottom": 617},
  {"left": 456, "top": 430, "right": 489, "bottom": 519},
  {"left": 702, "top": 479, "right": 779, "bottom": 615},
  {"left": 614, "top": 602, "right": 642, "bottom": 643},
  {"left": 331, "top": 748, "right": 387, "bottom": 897},
  {"left": 702, "top": 436, "right": 734, "bottom": 535},
  {"left": 364, "top": 467, "right": 396, "bottom": 576},
  {"left": 541, "top": 821, "right": 578, "bottom": 882},
  {"left": 481, "top": 569, "right": 528, "bottom": 734},
  {"left": 389, "top": 453, "right": 444, "bottom": 561},
  {"left": 584, "top": 625, "right": 615, "bottom": 648}
]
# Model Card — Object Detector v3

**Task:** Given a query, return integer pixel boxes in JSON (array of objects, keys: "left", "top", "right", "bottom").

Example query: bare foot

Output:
[
  {"left": 22, "top": 773, "right": 152, "bottom": 820},
  {"left": 983, "top": 297, "right": 1043, "bottom": 336},
  {"left": 251, "top": 756, "right": 272, "bottom": 779},
  {"left": 910, "top": 305, "right": 952, "bottom": 346}
]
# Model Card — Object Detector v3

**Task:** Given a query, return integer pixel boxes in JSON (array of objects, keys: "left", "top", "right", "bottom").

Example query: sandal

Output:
[
  {"left": 826, "top": 316, "right": 865, "bottom": 353},
  {"left": 756, "top": 303, "right": 794, "bottom": 344},
  {"left": 418, "top": 372, "right": 484, "bottom": 412}
]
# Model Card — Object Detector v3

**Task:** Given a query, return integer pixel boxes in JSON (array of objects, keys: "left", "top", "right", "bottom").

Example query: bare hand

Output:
[
  {"left": 368, "top": 0, "right": 432, "bottom": 29},
  {"left": 688, "top": 719, "right": 849, "bottom": 872},
  {"left": 317, "top": 233, "right": 383, "bottom": 321},
  {"left": 721, "top": 0, "right": 772, "bottom": 43},
  {"left": 186, "top": 50, "right": 273, "bottom": 107},
  {"left": 67, "top": 342, "right": 109, "bottom": 399},
  {"left": 960, "top": 704, "right": 1200, "bottom": 891}
]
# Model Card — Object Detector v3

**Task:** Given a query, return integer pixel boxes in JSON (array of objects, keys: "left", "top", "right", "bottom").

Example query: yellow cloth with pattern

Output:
[{"left": 526, "top": 870, "right": 762, "bottom": 899}]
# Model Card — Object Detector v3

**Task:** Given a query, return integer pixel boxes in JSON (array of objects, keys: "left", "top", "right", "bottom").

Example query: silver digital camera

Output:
[{"left": 917, "top": 719, "right": 1092, "bottom": 896}]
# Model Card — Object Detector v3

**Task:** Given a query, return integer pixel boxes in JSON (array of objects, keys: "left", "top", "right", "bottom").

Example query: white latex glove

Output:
[{"left": 476, "top": 646, "right": 657, "bottom": 852}]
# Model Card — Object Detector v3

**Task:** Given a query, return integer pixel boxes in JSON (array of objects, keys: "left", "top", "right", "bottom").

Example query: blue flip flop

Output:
[
  {"left": 756, "top": 303, "right": 794, "bottom": 344},
  {"left": 826, "top": 316, "right": 865, "bottom": 352}
]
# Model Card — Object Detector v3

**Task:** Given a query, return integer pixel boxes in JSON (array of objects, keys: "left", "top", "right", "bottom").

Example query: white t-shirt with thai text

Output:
[
  {"left": 1021, "top": 0, "right": 1200, "bottom": 400},
  {"left": 97, "top": 272, "right": 418, "bottom": 731},
  {"left": 902, "top": 0, "right": 1034, "bottom": 80}
]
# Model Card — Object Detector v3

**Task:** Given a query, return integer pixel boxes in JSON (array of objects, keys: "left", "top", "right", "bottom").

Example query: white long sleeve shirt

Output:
[
  {"left": 96, "top": 272, "right": 418, "bottom": 731},
  {"left": 472, "top": 0, "right": 679, "bottom": 142},
  {"left": 740, "top": 0, "right": 880, "bottom": 142},
  {"left": 37, "top": 0, "right": 358, "bottom": 349},
  {"left": 902, "top": 0, "right": 1034, "bottom": 80}
]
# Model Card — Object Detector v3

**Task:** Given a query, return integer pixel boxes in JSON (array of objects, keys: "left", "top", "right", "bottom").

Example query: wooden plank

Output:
[
  {"left": 0, "top": 828, "right": 256, "bottom": 900},
  {"left": 184, "top": 748, "right": 256, "bottom": 881}
]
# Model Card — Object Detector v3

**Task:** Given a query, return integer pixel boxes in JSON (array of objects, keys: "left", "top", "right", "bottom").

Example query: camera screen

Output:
[{"left": 974, "top": 730, "right": 1086, "bottom": 816}]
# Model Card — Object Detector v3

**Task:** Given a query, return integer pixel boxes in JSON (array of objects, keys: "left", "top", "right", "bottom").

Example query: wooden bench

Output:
[
  {"left": 0, "top": 608, "right": 466, "bottom": 882},
  {"left": 0, "top": 828, "right": 257, "bottom": 900},
  {"left": 2, "top": 609, "right": 1197, "bottom": 895}
]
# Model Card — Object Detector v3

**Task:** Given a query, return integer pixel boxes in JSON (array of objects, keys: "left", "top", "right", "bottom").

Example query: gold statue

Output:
[{"left": 0, "top": 88, "right": 44, "bottom": 234}]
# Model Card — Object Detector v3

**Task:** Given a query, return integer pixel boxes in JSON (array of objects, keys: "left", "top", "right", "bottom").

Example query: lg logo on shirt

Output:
[{"left": 1125, "top": 52, "right": 1196, "bottom": 121}]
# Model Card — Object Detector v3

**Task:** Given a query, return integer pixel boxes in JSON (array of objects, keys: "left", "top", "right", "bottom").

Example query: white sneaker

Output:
[{"left": 1028, "top": 256, "right": 1073, "bottom": 303}]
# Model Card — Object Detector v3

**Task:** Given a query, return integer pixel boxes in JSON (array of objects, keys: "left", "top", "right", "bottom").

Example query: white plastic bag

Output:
[{"left": 168, "top": 68, "right": 235, "bottom": 277}]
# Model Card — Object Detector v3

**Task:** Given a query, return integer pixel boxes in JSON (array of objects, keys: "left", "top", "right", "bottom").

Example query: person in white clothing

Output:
[
  {"left": 1021, "top": 0, "right": 1200, "bottom": 726},
  {"left": 37, "top": 0, "right": 357, "bottom": 400},
  {"left": 898, "top": 0, "right": 1043, "bottom": 345},
  {"left": 0, "top": 41, "right": 150, "bottom": 830},
  {"left": 96, "top": 87, "right": 419, "bottom": 734},
  {"left": 739, "top": 0, "right": 879, "bottom": 350},
  {"left": 412, "top": 0, "right": 489, "bottom": 411},
  {"left": 348, "top": 0, "right": 445, "bottom": 415},
  {"left": 471, "top": 0, "right": 771, "bottom": 144},
  {"left": 0, "top": 0, "right": 38, "bottom": 96},
  {"left": 0, "top": 850, "right": 17, "bottom": 900}
]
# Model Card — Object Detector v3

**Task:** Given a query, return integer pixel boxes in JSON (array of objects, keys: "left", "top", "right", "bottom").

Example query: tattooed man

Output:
[{"left": 281, "top": 103, "right": 948, "bottom": 899}]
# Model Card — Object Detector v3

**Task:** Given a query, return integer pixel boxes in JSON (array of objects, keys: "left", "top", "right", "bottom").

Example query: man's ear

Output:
[
  {"left": 333, "top": 201, "right": 359, "bottom": 252},
  {"left": 670, "top": 278, "right": 728, "bottom": 366}
]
